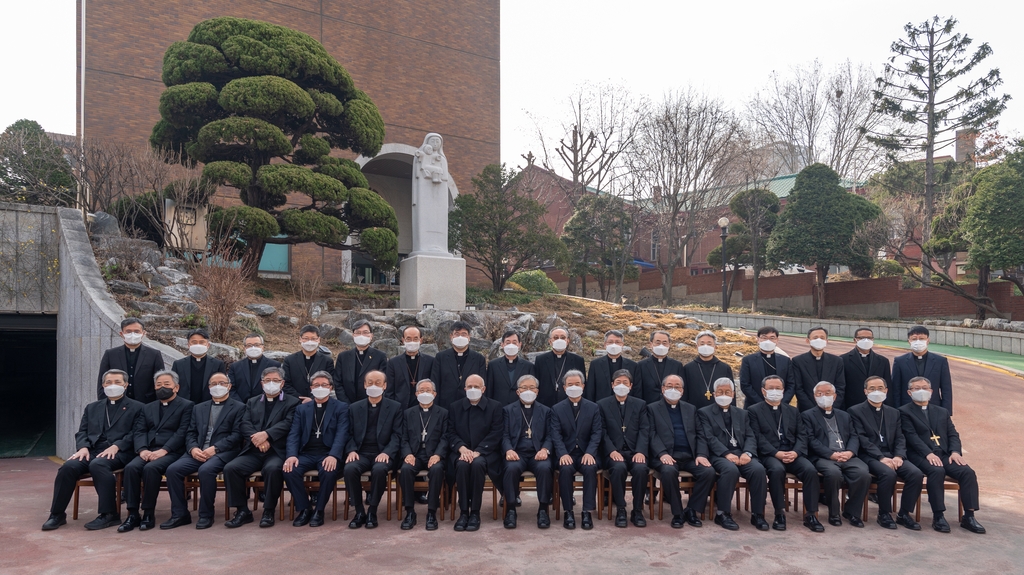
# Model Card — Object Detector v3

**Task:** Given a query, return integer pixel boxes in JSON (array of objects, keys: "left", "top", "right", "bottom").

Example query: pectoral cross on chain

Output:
[
  {"left": 930, "top": 433, "right": 941, "bottom": 446},
  {"left": 836, "top": 437, "right": 844, "bottom": 449},
  {"left": 705, "top": 390, "right": 712, "bottom": 400},
  {"left": 421, "top": 429, "right": 428, "bottom": 442},
  {"left": 314, "top": 429, "right": 321, "bottom": 439},
  {"left": 622, "top": 425, "right": 627, "bottom": 433},
  {"left": 525, "top": 428, "right": 533, "bottom": 439}
]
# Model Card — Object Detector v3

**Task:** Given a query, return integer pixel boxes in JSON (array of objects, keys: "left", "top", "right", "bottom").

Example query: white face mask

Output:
[
  {"left": 565, "top": 385, "right": 584, "bottom": 399},
  {"left": 697, "top": 345, "right": 715, "bottom": 357},
  {"left": 311, "top": 387, "right": 331, "bottom": 399},
  {"left": 764, "top": 389, "right": 784, "bottom": 403},
  {"left": 503, "top": 344, "right": 520, "bottom": 357},
  {"left": 123, "top": 333, "right": 143, "bottom": 345},
  {"left": 262, "top": 382, "right": 282, "bottom": 396},
  {"left": 465, "top": 388, "right": 483, "bottom": 401},
  {"left": 103, "top": 384, "right": 126, "bottom": 398},
  {"left": 365, "top": 385, "right": 384, "bottom": 398},
  {"left": 856, "top": 338, "right": 874, "bottom": 352},
  {"left": 758, "top": 340, "right": 776, "bottom": 353},
  {"left": 417, "top": 392, "right": 435, "bottom": 405},
  {"left": 663, "top": 389, "right": 682, "bottom": 402},
  {"left": 714, "top": 395, "right": 732, "bottom": 407},
  {"left": 209, "top": 385, "right": 229, "bottom": 399},
  {"left": 910, "top": 340, "right": 928, "bottom": 353},
  {"left": 816, "top": 395, "right": 834, "bottom": 408},
  {"left": 404, "top": 341, "right": 421, "bottom": 353},
  {"left": 189, "top": 344, "right": 209, "bottom": 356},
  {"left": 605, "top": 343, "right": 622, "bottom": 356},
  {"left": 301, "top": 340, "right": 320, "bottom": 352},
  {"left": 353, "top": 335, "right": 372, "bottom": 347},
  {"left": 652, "top": 345, "right": 670, "bottom": 357},
  {"left": 809, "top": 338, "right": 827, "bottom": 351},
  {"left": 519, "top": 390, "right": 537, "bottom": 404},
  {"left": 451, "top": 336, "right": 469, "bottom": 349},
  {"left": 867, "top": 390, "right": 887, "bottom": 404},
  {"left": 245, "top": 346, "right": 262, "bottom": 359},
  {"left": 911, "top": 389, "right": 931, "bottom": 402},
  {"left": 612, "top": 384, "right": 631, "bottom": 398},
  {"left": 551, "top": 339, "right": 568, "bottom": 352}
]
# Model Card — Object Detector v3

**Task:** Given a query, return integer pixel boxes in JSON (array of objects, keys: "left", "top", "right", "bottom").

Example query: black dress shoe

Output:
[
  {"left": 160, "top": 514, "right": 192, "bottom": 530},
  {"left": 828, "top": 514, "right": 843, "bottom": 527},
  {"left": 86, "top": 513, "right": 121, "bottom": 530},
  {"left": 581, "top": 511, "right": 593, "bottom": 530},
  {"left": 772, "top": 513, "right": 786, "bottom": 531},
  {"left": 868, "top": 493, "right": 878, "bottom": 504},
  {"left": 139, "top": 511, "right": 155, "bottom": 531},
  {"left": 401, "top": 510, "right": 417, "bottom": 530},
  {"left": 933, "top": 514, "right": 951, "bottom": 533},
  {"left": 842, "top": 511, "right": 864, "bottom": 528},
  {"left": 293, "top": 508, "right": 312, "bottom": 527},
  {"left": 896, "top": 513, "right": 921, "bottom": 530},
  {"left": 426, "top": 510, "right": 438, "bottom": 530},
  {"left": 804, "top": 514, "right": 825, "bottom": 532},
  {"left": 631, "top": 509, "right": 646, "bottom": 528},
  {"left": 615, "top": 507, "right": 627, "bottom": 528},
  {"left": 41, "top": 513, "right": 67, "bottom": 531},
  {"left": 466, "top": 512, "right": 481, "bottom": 531},
  {"left": 751, "top": 513, "right": 770, "bottom": 531},
  {"left": 259, "top": 510, "right": 275, "bottom": 528},
  {"left": 454, "top": 512, "right": 469, "bottom": 531},
  {"left": 195, "top": 516, "right": 214, "bottom": 530},
  {"left": 225, "top": 509, "right": 253, "bottom": 528},
  {"left": 366, "top": 511, "right": 379, "bottom": 529},
  {"left": 310, "top": 510, "right": 325, "bottom": 527},
  {"left": 116, "top": 512, "right": 140, "bottom": 533},
  {"left": 537, "top": 509, "right": 550, "bottom": 529},
  {"left": 682, "top": 507, "right": 702, "bottom": 527},
  {"left": 417, "top": 493, "right": 429, "bottom": 505},
  {"left": 670, "top": 515, "right": 685, "bottom": 528},
  {"left": 503, "top": 509, "right": 517, "bottom": 529},
  {"left": 349, "top": 512, "right": 367, "bottom": 529},
  {"left": 960, "top": 515, "right": 986, "bottom": 534},
  {"left": 563, "top": 510, "right": 576, "bottom": 529},
  {"left": 877, "top": 513, "right": 897, "bottom": 530},
  {"left": 714, "top": 513, "right": 739, "bottom": 531}
]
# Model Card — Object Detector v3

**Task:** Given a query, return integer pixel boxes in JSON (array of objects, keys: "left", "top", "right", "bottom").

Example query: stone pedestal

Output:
[{"left": 400, "top": 254, "right": 465, "bottom": 311}]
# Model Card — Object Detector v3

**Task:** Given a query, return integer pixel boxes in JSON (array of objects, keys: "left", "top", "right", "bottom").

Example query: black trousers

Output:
[
  {"left": 814, "top": 457, "right": 870, "bottom": 516},
  {"left": 710, "top": 456, "right": 768, "bottom": 514},
  {"left": 863, "top": 457, "right": 923, "bottom": 515},
  {"left": 911, "top": 455, "right": 980, "bottom": 514},
  {"left": 343, "top": 452, "right": 391, "bottom": 513},
  {"left": 223, "top": 450, "right": 285, "bottom": 511},
  {"left": 165, "top": 452, "right": 236, "bottom": 519},
  {"left": 558, "top": 451, "right": 598, "bottom": 512},
  {"left": 503, "top": 455, "right": 553, "bottom": 508},
  {"left": 453, "top": 455, "right": 496, "bottom": 513},
  {"left": 656, "top": 455, "right": 715, "bottom": 518},
  {"left": 762, "top": 455, "right": 819, "bottom": 515},
  {"left": 605, "top": 455, "right": 648, "bottom": 511},
  {"left": 399, "top": 455, "right": 445, "bottom": 511},
  {"left": 50, "top": 449, "right": 133, "bottom": 516},
  {"left": 283, "top": 453, "right": 342, "bottom": 512},
  {"left": 123, "top": 452, "right": 182, "bottom": 511}
]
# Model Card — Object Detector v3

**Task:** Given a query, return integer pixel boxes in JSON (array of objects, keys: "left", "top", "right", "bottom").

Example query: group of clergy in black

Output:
[{"left": 42, "top": 317, "right": 984, "bottom": 535}]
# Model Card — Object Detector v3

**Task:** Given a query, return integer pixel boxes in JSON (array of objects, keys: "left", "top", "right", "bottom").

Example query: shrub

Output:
[{"left": 508, "top": 270, "right": 559, "bottom": 294}]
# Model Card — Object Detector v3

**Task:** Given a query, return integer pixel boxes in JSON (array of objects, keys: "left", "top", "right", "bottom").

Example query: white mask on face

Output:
[
  {"left": 404, "top": 341, "right": 421, "bottom": 353},
  {"left": 551, "top": 339, "right": 568, "bottom": 352},
  {"left": 758, "top": 340, "right": 777, "bottom": 353},
  {"left": 910, "top": 340, "right": 928, "bottom": 353},
  {"left": 565, "top": 385, "right": 584, "bottom": 399},
  {"left": 123, "top": 333, "right": 143, "bottom": 345},
  {"left": 764, "top": 389, "right": 784, "bottom": 403},
  {"left": 519, "top": 390, "right": 537, "bottom": 404},
  {"left": 867, "top": 390, "right": 887, "bottom": 404},
  {"left": 663, "top": 389, "right": 683, "bottom": 402},
  {"left": 353, "top": 335, "right": 372, "bottom": 347},
  {"left": 815, "top": 395, "right": 834, "bottom": 408},
  {"left": 103, "top": 384, "right": 126, "bottom": 398},
  {"left": 262, "top": 381, "right": 282, "bottom": 396},
  {"left": 652, "top": 345, "right": 670, "bottom": 357},
  {"left": 451, "top": 336, "right": 469, "bottom": 349},
  {"left": 417, "top": 392, "right": 435, "bottom": 406},
  {"left": 301, "top": 340, "right": 320, "bottom": 353},
  {"left": 714, "top": 395, "right": 732, "bottom": 407},
  {"left": 605, "top": 343, "right": 623, "bottom": 356},
  {"left": 856, "top": 338, "right": 874, "bottom": 351},
  {"left": 503, "top": 344, "right": 520, "bottom": 357},
  {"left": 365, "top": 385, "right": 384, "bottom": 398},
  {"left": 311, "top": 387, "right": 331, "bottom": 399},
  {"left": 465, "top": 388, "right": 483, "bottom": 401},
  {"left": 613, "top": 384, "right": 631, "bottom": 398},
  {"left": 911, "top": 389, "right": 931, "bottom": 402},
  {"left": 809, "top": 338, "right": 827, "bottom": 351},
  {"left": 189, "top": 344, "right": 209, "bottom": 356},
  {"left": 209, "top": 385, "right": 229, "bottom": 399},
  {"left": 245, "top": 346, "right": 262, "bottom": 359},
  {"left": 697, "top": 345, "right": 715, "bottom": 357}
]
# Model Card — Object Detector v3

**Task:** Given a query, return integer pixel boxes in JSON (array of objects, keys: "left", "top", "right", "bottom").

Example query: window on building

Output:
[
  {"left": 258, "top": 241, "right": 290, "bottom": 274},
  {"left": 690, "top": 268, "right": 699, "bottom": 276},
  {"left": 703, "top": 268, "right": 715, "bottom": 275}
]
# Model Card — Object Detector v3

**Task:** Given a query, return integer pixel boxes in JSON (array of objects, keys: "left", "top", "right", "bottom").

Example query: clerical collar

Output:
[
  {"left": 522, "top": 403, "right": 532, "bottom": 409},
  {"left": 619, "top": 400, "right": 626, "bottom": 406},
  {"left": 457, "top": 351, "right": 464, "bottom": 356},
  {"left": 370, "top": 402, "right": 378, "bottom": 408},
  {"left": 656, "top": 357, "right": 664, "bottom": 362},
  {"left": 823, "top": 409, "right": 833, "bottom": 416},
  {"left": 875, "top": 406, "right": 882, "bottom": 411},
  {"left": 721, "top": 407, "right": 730, "bottom": 412},
  {"left": 570, "top": 400, "right": 581, "bottom": 406},
  {"left": 161, "top": 401, "right": 169, "bottom": 406},
  {"left": 814, "top": 356, "right": 822, "bottom": 361},
  {"left": 266, "top": 397, "right": 274, "bottom": 402},
  {"left": 213, "top": 400, "right": 224, "bottom": 405},
  {"left": 127, "top": 347, "right": 137, "bottom": 353},
  {"left": 669, "top": 403, "right": 677, "bottom": 409},
  {"left": 194, "top": 355, "right": 205, "bottom": 361},
  {"left": 860, "top": 353, "right": 869, "bottom": 358},
  {"left": 507, "top": 357, "right": 517, "bottom": 364},
  {"left": 421, "top": 406, "right": 430, "bottom": 412},
  {"left": 771, "top": 405, "right": 779, "bottom": 410},
  {"left": 762, "top": 352, "right": 773, "bottom": 358},
  {"left": 250, "top": 359, "right": 259, "bottom": 364},
  {"left": 553, "top": 352, "right": 563, "bottom": 358},
  {"left": 109, "top": 399, "right": 120, "bottom": 405},
  {"left": 921, "top": 405, "right": 927, "bottom": 410}
]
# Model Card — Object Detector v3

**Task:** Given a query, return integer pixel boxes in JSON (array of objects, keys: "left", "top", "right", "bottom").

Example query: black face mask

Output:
[{"left": 155, "top": 387, "right": 175, "bottom": 401}]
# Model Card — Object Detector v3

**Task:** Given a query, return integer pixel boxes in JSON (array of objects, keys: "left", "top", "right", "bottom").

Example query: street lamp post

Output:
[{"left": 718, "top": 216, "right": 730, "bottom": 312}]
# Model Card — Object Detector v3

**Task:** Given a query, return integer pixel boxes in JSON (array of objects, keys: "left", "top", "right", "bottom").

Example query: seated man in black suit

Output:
[
  {"left": 96, "top": 317, "right": 165, "bottom": 403},
  {"left": 739, "top": 326, "right": 795, "bottom": 407},
  {"left": 551, "top": 369, "right": 603, "bottom": 530},
  {"left": 334, "top": 320, "right": 387, "bottom": 404},
  {"left": 282, "top": 325, "right": 335, "bottom": 403},
  {"left": 431, "top": 321, "right": 487, "bottom": 411},
  {"left": 636, "top": 331, "right": 684, "bottom": 403},
  {"left": 534, "top": 327, "right": 586, "bottom": 408},
  {"left": 228, "top": 333, "right": 281, "bottom": 403},
  {"left": 119, "top": 370, "right": 194, "bottom": 532},
  {"left": 283, "top": 371, "right": 350, "bottom": 527},
  {"left": 597, "top": 369, "right": 650, "bottom": 528},
  {"left": 448, "top": 373, "right": 503, "bottom": 532},
  {"left": 171, "top": 328, "right": 227, "bottom": 404},
  {"left": 43, "top": 370, "right": 144, "bottom": 531},
  {"left": 398, "top": 379, "right": 449, "bottom": 531},
  {"left": 501, "top": 374, "right": 555, "bottom": 529},
  {"left": 343, "top": 370, "right": 403, "bottom": 529}
]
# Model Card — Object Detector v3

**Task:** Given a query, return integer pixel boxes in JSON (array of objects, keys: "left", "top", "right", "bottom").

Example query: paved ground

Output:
[{"left": 3, "top": 338, "right": 1022, "bottom": 574}]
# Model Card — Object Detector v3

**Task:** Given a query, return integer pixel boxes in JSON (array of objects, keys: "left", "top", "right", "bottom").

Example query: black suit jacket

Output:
[
  {"left": 96, "top": 344, "right": 165, "bottom": 403},
  {"left": 401, "top": 404, "right": 450, "bottom": 459},
  {"left": 334, "top": 347, "right": 388, "bottom": 404},
  {"left": 585, "top": 356, "right": 640, "bottom": 403},
  {"left": 485, "top": 356, "right": 536, "bottom": 406},
  {"left": 849, "top": 401, "right": 907, "bottom": 461},
  {"left": 747, "top": 401, "right": 808, "bottom": 458},
  {"left": 430, "top": 348, "right": 487, "bottom": 411},
  {"left": 800, "top": 407, "right": 860, "bottom": 461},
  {"left": 636, "top": 356, "right": 685, "bottom": 404},
  {"left": 132, "top": 395, "right": 194, "bottom": 455},
  {"left": 681, "top": 358, "right": 735, "bottom": 410},
  {"left": 899, "top": 403, "right": 962, "bottom": 459},
  {"left": 282, "top": 350, "right": 335, "bottom": 400},
  {"left": 647, "top": 399, "right": 707, "bottom": 459},
  {"left": 185, "top": 398, "right": 245, "bottom": 455},
  {"left": 448, "top": 396, "right": 504, "bottom": 466},
  {"left": 171, "top": 355, "right": 227, "bottom": 404},
  {"left": 550, "top": 398, "right": 603, "bottom": 460},
  {"left": 227, "top": 355, "right": 282, "bottom": 403},
  {"left": 384, "top": 353, "right": 436, "bottom": 410},
  {"left": 345, "top": 398, "right": 403, "bottom": 460},
  {"left": 739, "top": 352, "right": 796, "bottom": 407},
  {"left": 239, "top": 393, "right": 300, "bottom": 456},
  {"left": 502, "top": 401, "right": 555, "bottom": 455},
  {"left": 791, "top": 351, "right": 847, "bottom": 412},
  {"left": 841, "top": 349, "right": 893, "bottom": 408},
  {"left": 534, "top": 351, "right": 586, "bottom": 407},
  {"left": 597, "top": 395, "right": 650, "bottom": 458},
  {"left": 75, "top": 397, "right": 144, "bottom": 452},
  {"left": 892, "top": 352, "right": 953, "bottom": 413},
  {"left": 697, "top": 404, "right": 757, "bottom": 457},
  {"left": 286, "top": 398, "right": 350, "bottom": 460}
]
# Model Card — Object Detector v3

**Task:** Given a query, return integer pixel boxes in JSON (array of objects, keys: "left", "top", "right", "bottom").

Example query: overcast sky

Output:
[{"left": 1, "top": 1, "right": 1020, "bottom": 176}]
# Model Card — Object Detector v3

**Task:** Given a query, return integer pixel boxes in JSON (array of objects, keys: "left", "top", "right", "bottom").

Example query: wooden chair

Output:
[
  {"left": 184, "top": 472, "right": 231, "bottom": 520},
  {"left": 447, "top": 477, "right": 499, "bottom": 521},
  {"left": 502, "top": 470, "right": 537, "bottom": 518},
  {"left": 247, "top": 473, "right": 287, "bottom": 520},
  {"left": 342, "top": 471, "right": 393, "bottom": 521},
  {"left": 552, "top": 470, "right": 588, "bottom": 520},
  {"left": 287, "top": 470, "right": 323, "bottom": 520},
  {"left": 914, "top": 476, "right": 963, "bottom": 522},
  {"left": 598, "top": 468, "right": 650, "bottom": 521},
  {"left": 395, "top": 469, "right": 447, "bottom": 520},
  {"left": 861, "top": 480, "right": 902, "bottom": 521},
  {"left": 654, "top": 470, "right": 701, "bottom": 521},
  {"left": 72, "top": 470, "right": 124, "bottom": 520}
]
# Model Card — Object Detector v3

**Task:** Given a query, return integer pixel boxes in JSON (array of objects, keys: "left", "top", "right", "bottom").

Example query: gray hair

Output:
[
  {"left": 517, "top": 374, "right": 539, "bottom": 388},
  {"left": 563, "top": 369, "right": 585, "bottom": 386},
  {"left": 662, "top": 374, "right": 684, "bottom": 387},
  {"left": 695, "top": 330, "right": 718, "bottom": 343},
  {"left": 262, "top": 366, "right": 286, "bottom": 381},
  {"left": 208, "top": 371, "right": 232, "bottom": 385},
  {"left": 908, "top": 376, "right": 932, "bottom": 389},
  {"left": 713, "top": 377, "right": 734, "bottom": 392},
  {"left": 153, "top": 369, "right": 180, "bottom": 385},
  {"left": 813, "top": 381, "right": 836, "bottom": 394},
  {"left": 102, "top": 369, "right": 129, "bottom": 384},
  {"left": 761, "top": 375, "right": 784, "bottom": 388},
  {"left": 416, "top": 379, "right": 437, "bottom": 393},
  {"left": 549, "top": 326, "right": 569, "bottom": 338},
  {"left": 603, "top": 330, "right": 623, "bottom": 342},
  {"left": 309, "top": 370, "right": 333, "bottom": 386}
]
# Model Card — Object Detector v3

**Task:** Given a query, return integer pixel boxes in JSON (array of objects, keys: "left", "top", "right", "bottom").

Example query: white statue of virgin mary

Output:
[{"left": 410, "top": 133, "right": 452, "bottom": 256}]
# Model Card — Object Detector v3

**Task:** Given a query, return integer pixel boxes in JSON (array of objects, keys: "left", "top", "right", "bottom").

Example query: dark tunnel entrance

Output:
[{"left": 0, "top": 315, "right": 57, "bottom": 458}]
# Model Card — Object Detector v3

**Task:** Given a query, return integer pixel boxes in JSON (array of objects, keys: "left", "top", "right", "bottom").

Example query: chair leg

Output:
[{"left": 72, "top": 482, "right": 80, "bottom": 520}]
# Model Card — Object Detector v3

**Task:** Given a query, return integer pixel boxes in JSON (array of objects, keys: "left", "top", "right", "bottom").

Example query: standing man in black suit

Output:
[
  {"left": 385, "top": 325, "right": 435, "bottom": 410},
  {"left": 118, "top": 370, "right": 193, "bottom": 532},
  {"left": 597, "top": 369, "right": 650, "bottom": 528},
  {"left": 585, "top": 330, "right": 638, "bottom": 403},
  {"left": 534, "top": 327, "right": 586, "bottom": 408},
  {"left": 171, "top": 328, "right": 227, "bottom": 405},
  {"left": 501, "top": 374, "right": 555, "bottom": 529},
  {"left": 842, "top": 327, "right": 893, "bottom": 408},
  {"left": 282, "top": 325, "right": 335, "bottom": 403},
  {"left": 486, "top": 331, "right": 535, "bottom": 406},
  {"left": 162, "top": 372, "right": 245, "bottom": 530},
  {"left": 849, "top": 375, "right": 923, "bottom": 530},
  {"left": 740, "top": 326, "right": 795, "bottom": 407},
  {"left": 900, "top": 376, "right": 984, "bottom": 533},
  {"left": 96, "top": 318, "right": 165, "bottom": 403},
  {"left": 892, "top": 326, "right": 953, "bottom": 413},
  {"left": 398, "top": 379, "right": 449, "bottom": 531},
  {"left": 636, "top": 331, "right": 684, "bottom": 403},
  {"left": 551, "top": 369, "right": 603, "bottom": 530},
  {"left": 42, "top": 370, "right": 144, "bottom": 531},
  {"left": 431, "top": 321, "right": 486, "bottom": 411},
  {"left": 448, "top": 373, "right": 503, "bottom": 532},
  {"left": 801, "top": 381, "right": 870, "bottom": 528},
  {"left": 333, "top": 320, "right": 387, "bottom": 404},
  {"left": 792, "top": 327, "right": 847, "bottom": 411},
  {"left": 222, "top": 366, "right": 300, "bottom": 528},
  {"left": 228, "top": 333, "right": 281, "bottom": 403},
  {"left": 343, "top": 370, "right": 403, "bottom": 529},
  {"left": 683, "top": 331, "right": 735, "bottom": 410}
]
